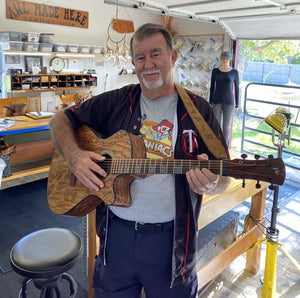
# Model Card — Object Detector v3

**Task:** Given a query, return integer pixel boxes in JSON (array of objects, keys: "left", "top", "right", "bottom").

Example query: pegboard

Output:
[{"left": 174, "top": 34, "right": 224, "bottom": 100}]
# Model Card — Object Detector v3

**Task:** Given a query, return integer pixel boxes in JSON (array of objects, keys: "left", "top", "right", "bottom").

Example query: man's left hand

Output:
[{"left": 186, "top": 153, "right": 220, "bottom": 194}]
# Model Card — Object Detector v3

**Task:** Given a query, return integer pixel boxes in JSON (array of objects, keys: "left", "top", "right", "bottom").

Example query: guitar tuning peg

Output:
[
  {"left": 254, "top": 154, "right": 260, "bottom": 160},
  {"left": 269, "top": 184, "right": 276, "bottom": 191},
  {"left": 241, "top": 154, "right": 248, "bottom": 160},
  {"left": 242, "top": 178, "right": 246, "bottom": 188}
]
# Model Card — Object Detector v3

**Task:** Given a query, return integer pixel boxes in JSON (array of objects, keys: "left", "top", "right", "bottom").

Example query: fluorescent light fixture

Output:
[{"left": 263, "top": 0, "right": 286, "bottom": 8}]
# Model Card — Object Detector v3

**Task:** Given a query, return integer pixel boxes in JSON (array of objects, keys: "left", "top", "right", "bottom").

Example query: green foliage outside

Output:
[
  {"left": 231, "top": 113, "right": 300, "bottom": 157},
  {"left": 231, "top": 40, "right": 300, "bottom": 156},
  {"left": 291, "top": 53, "right": 300, "bottom": 64},
  {"left": 238, "top": 40, "right": 300, "bottom": 65}
]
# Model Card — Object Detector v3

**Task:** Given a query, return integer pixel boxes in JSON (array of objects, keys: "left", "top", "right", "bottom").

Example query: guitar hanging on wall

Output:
[{"left": 47, "top": 125, "right": 286, "bottom": 217}]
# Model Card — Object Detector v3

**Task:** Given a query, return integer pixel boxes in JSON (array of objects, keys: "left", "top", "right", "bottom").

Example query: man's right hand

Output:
[
  {"left": 65, "top": 149, "right": 107, "bottom": 191},
  {"left": 49, "top": 111, "right": 107, "bottom": 192}
]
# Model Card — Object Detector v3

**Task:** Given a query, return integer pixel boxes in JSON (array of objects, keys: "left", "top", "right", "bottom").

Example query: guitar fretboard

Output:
[{"left": 102, "top": 159, "right": 225, "bottom": 176}]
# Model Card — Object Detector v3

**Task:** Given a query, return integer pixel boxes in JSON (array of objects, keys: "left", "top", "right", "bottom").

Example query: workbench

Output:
[
  {"left": 0, "top": 115, "right": 55, "bottom": 189},
  {"left": 0, "top": 93, "right": 86, "bottom": 189},
  {"left": 87, "top": 178, "right": 269, "bottom": 297}
]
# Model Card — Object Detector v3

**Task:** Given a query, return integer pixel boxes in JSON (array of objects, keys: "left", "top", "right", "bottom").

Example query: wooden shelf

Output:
[
  {"left": 1, "top": 158, "right": 51, "bottom": 189},
  {"left": 10, "top": 86, "right": 96, "bottom": 93},
  {"left": 3, "top": 50, "right": 104, "bottom": 57},
  {"left": 10, "top": 72, "right": 97, "bottom": 93}
]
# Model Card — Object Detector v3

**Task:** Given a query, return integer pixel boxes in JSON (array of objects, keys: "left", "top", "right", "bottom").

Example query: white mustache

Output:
[{"left": 142, "top": 69, "right": 161, "bottom": 76}]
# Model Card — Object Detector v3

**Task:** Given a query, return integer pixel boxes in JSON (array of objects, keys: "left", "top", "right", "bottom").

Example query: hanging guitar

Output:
[{"left": 47, "top": 125, "right": 286, "bottom": 217}]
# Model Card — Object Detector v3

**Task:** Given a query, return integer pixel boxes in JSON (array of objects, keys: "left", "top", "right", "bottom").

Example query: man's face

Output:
[{"left": 132, "top": 33, "right": 177, "bottom": 92}]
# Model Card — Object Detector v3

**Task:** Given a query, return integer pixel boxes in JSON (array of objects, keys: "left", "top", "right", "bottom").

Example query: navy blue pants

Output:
[{"left": 93, "top": 213, "right": 198, "bottom": 298}]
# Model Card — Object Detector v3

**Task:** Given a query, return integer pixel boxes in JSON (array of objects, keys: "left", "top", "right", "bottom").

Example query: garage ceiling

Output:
[{"left": 104, "top": 0, "right": 300, "bottom": 40}]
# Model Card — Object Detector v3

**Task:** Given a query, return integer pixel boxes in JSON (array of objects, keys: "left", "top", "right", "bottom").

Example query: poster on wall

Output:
[
  {"left": 6, "top": 0, "right": 89, "bottom": 29},
  {"left": 5, "top": 55, "right": 21, "bottom": 64}
]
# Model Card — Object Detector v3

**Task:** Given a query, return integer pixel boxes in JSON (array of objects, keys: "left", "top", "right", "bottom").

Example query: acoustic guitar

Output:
[{"left": 47, "top": 125, "right": 286, "bottom": 217}]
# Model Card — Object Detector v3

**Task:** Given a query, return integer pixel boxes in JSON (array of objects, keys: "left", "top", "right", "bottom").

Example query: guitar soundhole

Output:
[{"left": 94, "top": 154, "right": 112, "bottom": 179}]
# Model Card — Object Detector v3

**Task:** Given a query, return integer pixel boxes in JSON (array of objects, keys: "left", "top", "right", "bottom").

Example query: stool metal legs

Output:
[
  {"left": 61, "top": 273, "right": 78, "bottom": 298},
  {"left": 19, "top": 273, "right": 78, "bottom": 298}
]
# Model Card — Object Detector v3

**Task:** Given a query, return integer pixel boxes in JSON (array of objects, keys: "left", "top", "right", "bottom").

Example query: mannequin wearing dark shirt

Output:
[{"left": 209, "top": 51, "right": 239, "bottom": 144}]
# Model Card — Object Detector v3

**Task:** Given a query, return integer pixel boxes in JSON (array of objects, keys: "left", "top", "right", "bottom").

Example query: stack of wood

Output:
[{"left": 0, "top": 138, "right": 16, "bottom": 156}]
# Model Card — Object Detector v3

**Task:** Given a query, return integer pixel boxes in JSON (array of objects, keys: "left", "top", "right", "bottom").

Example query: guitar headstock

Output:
[{"left": 226, "top": 155, "right": 286, "bottom": 186}]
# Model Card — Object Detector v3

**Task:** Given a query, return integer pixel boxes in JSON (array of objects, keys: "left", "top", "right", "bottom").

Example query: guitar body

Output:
[{"left": 47, "top": 126, "right": 147, "bottom": 216}]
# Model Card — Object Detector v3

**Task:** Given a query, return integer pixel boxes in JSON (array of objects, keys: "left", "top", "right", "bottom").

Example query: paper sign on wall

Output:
[
  {"left": 27, "top": 95, "right": 41, "bottom": 113},
  {"left": 41, "top": 92, "right": 56, "bottom": 112}
]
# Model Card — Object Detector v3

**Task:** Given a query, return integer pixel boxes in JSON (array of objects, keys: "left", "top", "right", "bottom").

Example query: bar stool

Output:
[{"left": 10, "top": 228, "right": 83, "bottom": 298}]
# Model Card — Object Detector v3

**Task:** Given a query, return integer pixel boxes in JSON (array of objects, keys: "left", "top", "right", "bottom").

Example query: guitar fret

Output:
[
  {"left": 174, "top": 165, "right": 182, "bottom": 174},
  {"left": 113, "top": 159, "right": 117, "bottom": 173},
  {"left": 120, "top": 159, "right": 124, "bottom": 173},
  {"left": 123, "top": 160, "right": 126, "bottom": 172},
  {"left": 124, "top": 160, "right": 129, "bottom": 173},
  {"left": 118, "top": 159, "right": 121, "bottom": 173},
  {"left": 110, "top": 159, "right": 114, "bottom": 173},
  {"left": 117, "top": 159, "right": 121, "bottom": 173},
  {"left": 135, "top": 160, "right": 141, "bottom": 174},
  {"left": 123, "top": 160, "right": 127, "bottom": 173},
  {"left": 160, "top": 159, "right": 167, "bottom": 174},
  {"left": 118, "top": 159, "right": 122, "bottom": 173},
  {"left": 148, "top": 159, "right": 154, "bottom": 174}
]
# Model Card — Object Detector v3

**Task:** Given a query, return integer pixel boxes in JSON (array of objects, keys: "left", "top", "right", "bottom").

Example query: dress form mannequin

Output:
[{"left": 209, "top": 51, "right": 239, "bottom": 144}]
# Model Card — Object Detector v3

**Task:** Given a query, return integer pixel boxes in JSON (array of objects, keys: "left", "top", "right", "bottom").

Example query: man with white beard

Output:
[{"left": 50, "top": 23, "right": 229, "bottom": 298}]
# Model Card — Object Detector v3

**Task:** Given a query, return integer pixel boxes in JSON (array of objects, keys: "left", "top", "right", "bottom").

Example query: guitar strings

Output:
[
  {"left": 93, "top": 159, "right": 283, "bottom": 183},
  {"left": 97, "top": 159, "right": 274, "bottom": 167},
  {"left": 97, "top": 160, "right": 278, "bottom": 175}
]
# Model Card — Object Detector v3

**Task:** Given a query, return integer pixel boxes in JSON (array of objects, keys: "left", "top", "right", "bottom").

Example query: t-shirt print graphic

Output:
[{"left": 139, "top": 120, "right": 174, "bottom": 159}]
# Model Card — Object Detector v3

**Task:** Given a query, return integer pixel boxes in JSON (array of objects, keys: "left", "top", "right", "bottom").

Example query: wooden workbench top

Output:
[
  {"left": 0, "top": 115, "right": 52, "bottom": 135},
  {"left": 200, "top": 178, "right": 269, "bottom": 229}
]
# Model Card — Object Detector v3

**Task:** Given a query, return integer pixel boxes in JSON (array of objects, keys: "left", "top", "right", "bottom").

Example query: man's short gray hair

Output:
[{"left": 130, "top": 23, "right": 174, "bottom": 58}]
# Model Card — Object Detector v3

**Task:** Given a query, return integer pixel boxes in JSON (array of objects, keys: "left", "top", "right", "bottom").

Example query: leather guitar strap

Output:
[{"left": 175, "top": 83, "right": 227, "bottom": 159}]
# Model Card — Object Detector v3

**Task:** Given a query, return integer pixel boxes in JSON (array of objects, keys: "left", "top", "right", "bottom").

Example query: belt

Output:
[{"left": 112, "top": 214, "right": 173, "bottom": 233}]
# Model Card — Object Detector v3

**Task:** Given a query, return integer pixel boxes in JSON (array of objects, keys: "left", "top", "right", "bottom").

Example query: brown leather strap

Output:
[{"left": 175, "top": 83, "right": 227, "bottom": 159}]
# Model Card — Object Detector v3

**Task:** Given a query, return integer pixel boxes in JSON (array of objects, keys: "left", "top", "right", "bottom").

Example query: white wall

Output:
[{"left": 0, "top": 0, "right": 231, "bottom": 96}]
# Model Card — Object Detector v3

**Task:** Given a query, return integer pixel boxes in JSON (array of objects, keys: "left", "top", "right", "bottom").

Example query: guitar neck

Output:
[{"left": 107, "top": 159, "right": 225, "bottom": 175}]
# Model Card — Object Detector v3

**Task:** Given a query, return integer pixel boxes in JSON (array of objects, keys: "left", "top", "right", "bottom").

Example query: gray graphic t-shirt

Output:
[{"left": 110, "top": 92, "right": 178, "bottom": 223}]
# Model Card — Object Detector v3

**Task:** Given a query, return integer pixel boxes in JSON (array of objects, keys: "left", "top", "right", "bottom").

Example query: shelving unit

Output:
[
  {"left": 3, "top": 50, "right": 102, "bottom": 94},
  {"left": 3, "top": 50, "right": 104, "bottom": 57},
  {"left": 10, "top": 73, "right": 97, "bottom": 92}
]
